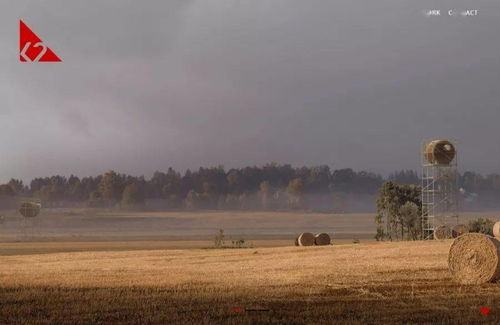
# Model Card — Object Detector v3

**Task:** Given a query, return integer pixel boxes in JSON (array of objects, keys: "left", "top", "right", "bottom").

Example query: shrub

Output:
[
  {"left": 214, "top": 229, "right": 225, "bottom": 248},
  {"left": 468, "top": 218, "right": 495, "bottom": 236},
  {"left": 231, "top": 239, "right": 245, "bottom": 248}
]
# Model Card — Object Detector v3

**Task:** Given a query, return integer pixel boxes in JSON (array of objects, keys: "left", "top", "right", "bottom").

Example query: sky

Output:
[{"left": 1, "top": 0, "right": 500, "bottom": 182}]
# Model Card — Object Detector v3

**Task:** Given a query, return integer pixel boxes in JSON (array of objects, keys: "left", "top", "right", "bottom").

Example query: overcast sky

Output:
[{"left": 1, "top": 0, "right": 499, "bottom": 182}]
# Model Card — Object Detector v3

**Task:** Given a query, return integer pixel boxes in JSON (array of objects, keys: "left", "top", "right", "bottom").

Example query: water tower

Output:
[
  {"left": 19, "top": 199, "right": 42, "bottom": 238},
  {"left": 421, "top": 140, "right": 459, "bottom": 240}
]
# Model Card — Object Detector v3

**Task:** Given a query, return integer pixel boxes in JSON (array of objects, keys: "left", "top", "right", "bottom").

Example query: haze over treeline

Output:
[{"left": 0, "top": 164, "right": 499, "bottom": 212}]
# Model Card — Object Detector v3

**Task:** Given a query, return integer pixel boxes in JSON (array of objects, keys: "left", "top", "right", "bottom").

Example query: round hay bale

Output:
[
  {"left": 424, "top": 140, "right": 456, "bottom": 165},
  {"left": 452, "top": 224, "right": 469, "bottom": 238},
  {"left": 493, "top": 221, "right": 500, "bottom": 239},
  {"left": 19, "top": 202, "right": 41, "bottom": 218},
  {"left": 314, "top": 233, "right": 331, "bottom": 246},
  {"left": 297, "top": 232, "right": 315, "bottom": 246},
  {"left": 294, "top": 236, "right": 299, "bottom": 246},
  {"left": 448, "top": 233, "right": 500, "bottom": 284},
  {"left": 434, "top": 225, "right": 452, "bottom": 240}
]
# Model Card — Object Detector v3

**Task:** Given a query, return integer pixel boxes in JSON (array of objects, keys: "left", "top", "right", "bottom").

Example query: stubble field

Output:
[{"left": 0, "top": 239, "right": 499, "bottom": 324}]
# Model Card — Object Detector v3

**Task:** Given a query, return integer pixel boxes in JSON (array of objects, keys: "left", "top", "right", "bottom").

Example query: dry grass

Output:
[{"left": 0, "top": 240, "right": 499, "bottom": 324}]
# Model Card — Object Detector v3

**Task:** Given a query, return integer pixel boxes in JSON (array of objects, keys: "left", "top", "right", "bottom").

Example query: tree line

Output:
[
  {"left": 0, "top": 165, "right": 499, "bottom": 211},
  {"left": 375, "top": 180, "right": 499, "bottom": 241}
]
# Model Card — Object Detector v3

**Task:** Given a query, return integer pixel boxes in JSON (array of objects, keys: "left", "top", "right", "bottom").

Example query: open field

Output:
[
  {"left": 0, "top": 239, "right": 499, "bottom": 324},
  {"left": 0, "top": 210, "right": 498, "bottom": 323},
  {"left": 0, "top": 209, "right": 377, "bottom": 242},
  {"left": 0, "top": 239, "right": 331, "bottom": 256},
  {"left": 1, "top": 209, "right": 497, "bottom": 242}
]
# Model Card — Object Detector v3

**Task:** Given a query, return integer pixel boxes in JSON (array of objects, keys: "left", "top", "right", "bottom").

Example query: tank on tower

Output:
[
  {"left": 424, "top": 140, "right": 456, "bottom": 165},
  {"left": 421, "top": 139, "right": 459, "bottom": 240}
]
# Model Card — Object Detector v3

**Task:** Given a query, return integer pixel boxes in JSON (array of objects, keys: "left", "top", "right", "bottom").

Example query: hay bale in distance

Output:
[
  {"left": 493, "top": 221, "right": 500, "bottom": 239},
  {"left": 314, "top": 233, "right": 331, "bottom": 246},
  {"left": 448, "top": 233, "right": 500, "bottom": 284},
  {"left": 452, "top": 224, "right": 469, "bottom": 238},
  {"left": 297, "top": 232, "right": 315, "bottom": 246},
  {"left": 294, "top": 236, "right": 299, "bottom": 246},
  {"left": 434, "top": 225, "right": 452, "bottom": 240}
]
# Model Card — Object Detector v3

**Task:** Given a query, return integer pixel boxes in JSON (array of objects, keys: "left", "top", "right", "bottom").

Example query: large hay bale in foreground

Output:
[
  {"left": 314, "top": 233, "right": 331, "bottom": 246},
  {"left": 452, "top": 224, "right": 469, "bottom": 238},
  {"left": 448, "top": 233, "right": 500, "bottom": 284},
  {"left": 297, "top": 232, "right": 315, "bottom": 246},
  {"left": 434, "top": 225, "right": 452, "bottom": 240},
  {"left": 493, "top": 221, "right": 500, "bottom": 239}
]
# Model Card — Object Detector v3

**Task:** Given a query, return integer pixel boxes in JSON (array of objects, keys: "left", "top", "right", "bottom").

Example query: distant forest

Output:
[{"left": 0, "top": 164, "right": 499, "bottom": 212}]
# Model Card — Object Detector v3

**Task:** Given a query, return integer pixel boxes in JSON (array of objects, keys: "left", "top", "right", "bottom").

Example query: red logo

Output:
[
  {"left": 480, "top": 307, "right": 491, "bottom": 315},
  {"left": 19, "top": 20, "right": 61, "bottom": 62}
]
